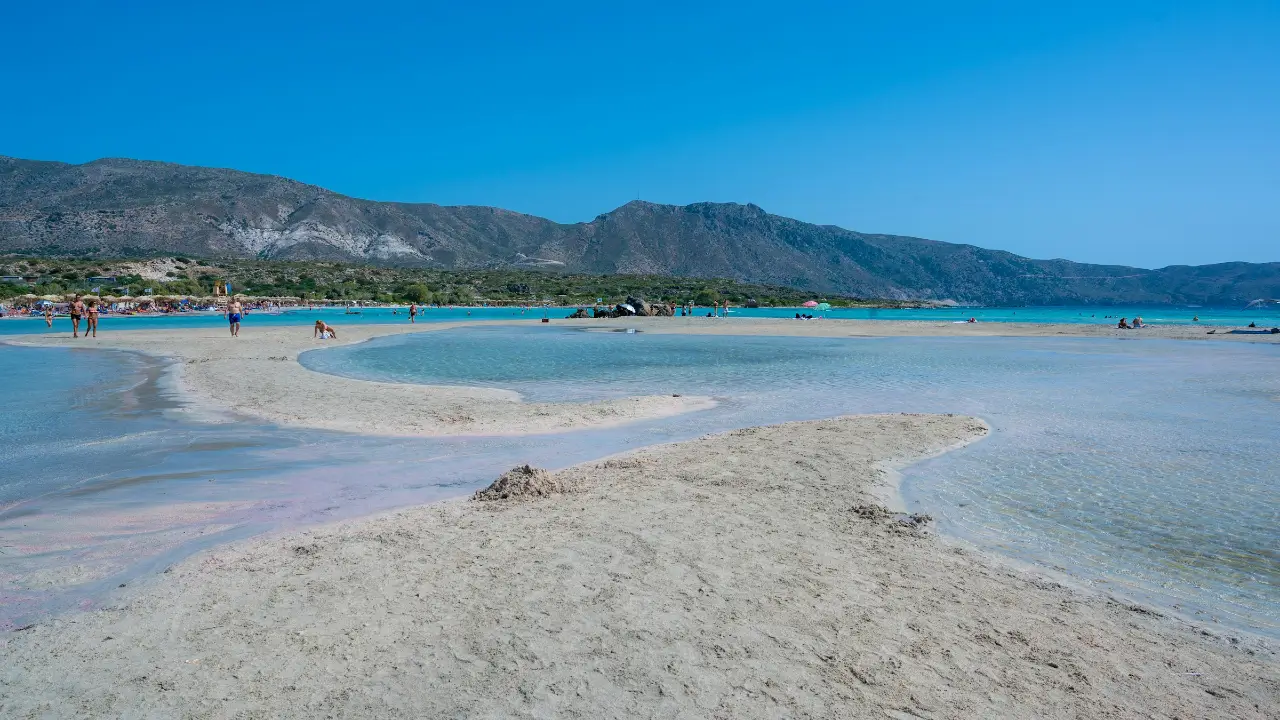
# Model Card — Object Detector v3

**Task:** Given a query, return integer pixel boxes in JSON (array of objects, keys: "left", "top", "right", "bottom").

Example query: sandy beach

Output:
[{"left": 3, "top": 414, "right": 1274, "bottom": 718}]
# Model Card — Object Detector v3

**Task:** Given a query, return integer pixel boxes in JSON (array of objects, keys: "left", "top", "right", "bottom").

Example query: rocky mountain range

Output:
[{"left": 2, "top": 155, "right": 1276, "bottom": 305}]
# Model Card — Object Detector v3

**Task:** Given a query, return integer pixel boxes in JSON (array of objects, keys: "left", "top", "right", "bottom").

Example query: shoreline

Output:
[
  {"left": 8, "top": 322, "right": 718, "bottom": 437},
  {"left": 5, "top": 315, "right": 1274, "bottom": 437},
  {"left": 4, "top": 414, "right": 1273, "bottom": 717}
]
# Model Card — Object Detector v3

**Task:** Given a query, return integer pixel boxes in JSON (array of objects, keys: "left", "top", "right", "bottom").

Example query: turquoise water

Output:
[
  {"left": 0, "top": 302, "right": 1277, "bottom": 337},
  {"left": 3, "top": 325, "right": 1278, "bottom": 640},
  {"left": 302, "top": 327, "right": 1280, "bottom": 638}
]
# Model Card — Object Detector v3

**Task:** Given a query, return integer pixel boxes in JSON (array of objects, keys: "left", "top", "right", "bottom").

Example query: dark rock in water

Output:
[
  {"left": 565, "top": 308, "right": 591, "bottom": 319},
  {"left": 745, "top": 298, "right": 759, "bottom": 308}
]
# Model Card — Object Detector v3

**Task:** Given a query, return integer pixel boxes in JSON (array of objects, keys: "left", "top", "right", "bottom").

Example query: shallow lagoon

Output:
[
  {"left": 303, "top": 326, "right": 1280, "bottom": 636},
  {"left": 2, "top": 326, "right": 1277, "bottom": 639}
]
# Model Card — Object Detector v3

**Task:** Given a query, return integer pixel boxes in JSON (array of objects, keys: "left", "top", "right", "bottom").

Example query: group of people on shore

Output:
[
  {"left": 676, "top": 301, "right": 731, "bottom": 318},
  {"left": 1117, "top": 316, "right": 1146, "bottom": 329}
]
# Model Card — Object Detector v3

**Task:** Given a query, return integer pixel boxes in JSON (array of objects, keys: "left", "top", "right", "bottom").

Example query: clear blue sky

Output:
[{"left": 2, "top": 1, "right": 1277, "bottom": 267}]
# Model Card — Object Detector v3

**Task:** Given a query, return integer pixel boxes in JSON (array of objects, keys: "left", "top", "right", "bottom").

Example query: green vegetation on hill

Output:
[
  {"left": 0, "top": 255, "right": 929, "bottom": 308},
  {"left": 5, "top": 155, "right": 1277, "bottom": 306}
]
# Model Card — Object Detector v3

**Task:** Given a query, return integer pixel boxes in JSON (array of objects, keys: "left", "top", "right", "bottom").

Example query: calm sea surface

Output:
[
  {"left": 2, "top": 325, "right": 1277, "bottom": 640},
  {"left": 0, "top": 301, "right": 1277, "bottom": 337}
]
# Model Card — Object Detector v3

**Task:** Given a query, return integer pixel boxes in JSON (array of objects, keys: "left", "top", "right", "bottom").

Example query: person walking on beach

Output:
[
  {"left": 70, "top": 295, "right": 85, "bottom": 338},
  {"left": 85, "top": 300, "right": 99, "bottom": 338},
  {"left": 43, "top": 304, "right": 53, "bottom": 328},
  {"left": 227, "top": 299, "right": 243, "bottom": 337},
  {"left": 409, "top": 303, "right": 417, "bottom": 324}
]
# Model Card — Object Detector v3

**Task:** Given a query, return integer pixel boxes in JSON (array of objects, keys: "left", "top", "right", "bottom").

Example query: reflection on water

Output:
[{"left": 303, "top": 327, "right": 1280, "bottom": 637}]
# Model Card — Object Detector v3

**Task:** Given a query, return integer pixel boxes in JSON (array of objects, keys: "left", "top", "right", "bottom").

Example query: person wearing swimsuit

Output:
[
  {"left": 69, "top": 296, "right": 85, "bottom": 338},
  {"left": 409, "top": 303, "right": 417, "bottom": 324},
  {"left": 227, "top": 300, "right": 243, "bottom": 337},
  {"left": 86, "top": 300, "right": 100, "bottom": 338},
  {"left": 313, "top": 319, "right": 338, "bottom": 339},
  {"left": 44, "top": 304, "right": 53, "bottom": 328}
]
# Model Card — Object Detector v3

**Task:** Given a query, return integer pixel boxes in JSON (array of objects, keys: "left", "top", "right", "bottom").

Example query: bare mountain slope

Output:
[{"left": 2, "top": 155, "right": 1276, "bottom": 304}]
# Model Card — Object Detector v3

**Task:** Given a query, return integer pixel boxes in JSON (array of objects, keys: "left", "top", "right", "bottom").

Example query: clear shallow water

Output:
[
  {"left": 302, "top": 326, "right": 1280, "bottom": 637},
  {"left": 0, "top": 340, "right": 785, "bottom": 627},
  {"left": 0, "top": 301, "right": 1276, "bottom": 337}
]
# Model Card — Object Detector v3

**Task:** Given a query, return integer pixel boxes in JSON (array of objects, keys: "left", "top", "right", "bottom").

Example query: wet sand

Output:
[{"left": 3, "top": 414, "right": 1274, "bottom": 718}]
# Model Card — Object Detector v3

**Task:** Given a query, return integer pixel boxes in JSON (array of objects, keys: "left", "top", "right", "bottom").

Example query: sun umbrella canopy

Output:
[
  {"left": 816, "top": 302, "right": 831, "bottom": 311},
  {"left": 802, "top": 300, "right": 819, "bottom": 308}
]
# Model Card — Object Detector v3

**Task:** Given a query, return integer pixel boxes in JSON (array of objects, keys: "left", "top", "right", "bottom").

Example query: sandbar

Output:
[{"left": 2, "top": 414, "right": 1274, "bottom": 718}]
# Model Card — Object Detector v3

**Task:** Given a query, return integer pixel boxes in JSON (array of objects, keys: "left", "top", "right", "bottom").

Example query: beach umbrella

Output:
[
  {"left": 816, "top": 302, "right": 831, "bottom": 312},
  {"left": 618, "top": 303, "right": 636, "bottom": 315},
  {"left": 40, "top": 294, "right": 62, "bottom": 301},
  {"left": 802, "top": 300, "right": 819, "bottom": 308}
]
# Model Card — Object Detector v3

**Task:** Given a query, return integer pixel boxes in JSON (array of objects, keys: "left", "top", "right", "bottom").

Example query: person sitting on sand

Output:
[
  {"left": 1118, "top": 318, "right": 1131, "bottom": 329},
  {"left": 314, "top": 320, "right": 338, "bottom": 339},
  {"left": 1133, "top": 317, "right": 1145, "bottom": 328},
  {"left": 967, "top": 317, "right": 977, "bottom": 323}
]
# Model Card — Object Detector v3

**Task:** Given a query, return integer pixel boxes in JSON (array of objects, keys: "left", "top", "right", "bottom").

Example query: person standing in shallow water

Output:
[
  {"left": 69, "top": 295, "right": 85, "bottom": 338},
  {"left": 44, "top": 304, "right": 53, "bottom": 328},
  {"left": 409, "top": 303, "right": 417, "bottom": 324},
  {"left": 85, "top": 300, "right": 99, "bottom": 338},
  {"left": 227, "top": 299, "right": 243, "bottom": 337}
]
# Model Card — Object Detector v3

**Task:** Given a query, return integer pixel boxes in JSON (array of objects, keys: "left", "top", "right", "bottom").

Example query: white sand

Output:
[
  {"left": 3, "top": 415, "right": 1275, "bottom": 718},
  {"left": 13, "top": 323, "right": 715, "bottom": 436}
]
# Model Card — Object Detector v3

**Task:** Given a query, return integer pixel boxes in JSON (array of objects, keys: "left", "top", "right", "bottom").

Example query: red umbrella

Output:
[{"left": 802, "top": 300, "right": 819, "bottom": 308}]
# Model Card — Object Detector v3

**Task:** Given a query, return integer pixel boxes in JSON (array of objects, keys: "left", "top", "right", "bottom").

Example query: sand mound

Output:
[{"left": 473, "top": 465, "right": 569, "bottom": 501}]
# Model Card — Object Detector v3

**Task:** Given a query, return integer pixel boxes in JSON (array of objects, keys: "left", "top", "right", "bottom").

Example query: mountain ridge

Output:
[{"left": 2, "top": 154, "right": 1277, "bottom": 305}]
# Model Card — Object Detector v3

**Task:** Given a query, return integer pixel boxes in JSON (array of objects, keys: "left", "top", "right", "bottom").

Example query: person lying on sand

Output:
[{"left": 314, "top": 320, "right": 338, "bottom": 339}]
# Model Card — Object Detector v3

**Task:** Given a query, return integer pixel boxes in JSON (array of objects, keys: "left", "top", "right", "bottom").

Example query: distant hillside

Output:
[{"left": 2, "top": 155, "right": 1276, "bottom": 305}]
